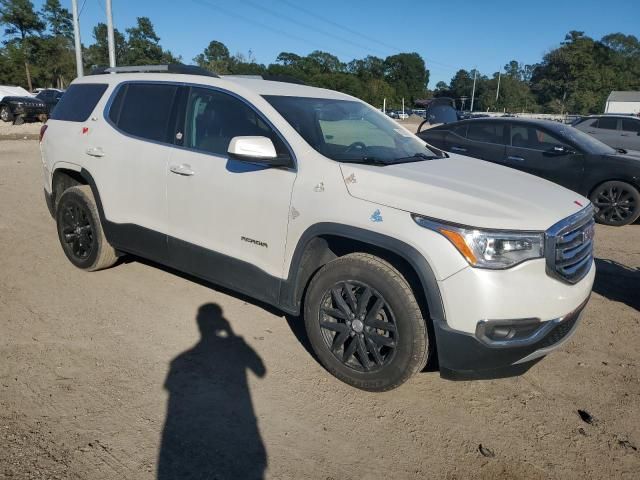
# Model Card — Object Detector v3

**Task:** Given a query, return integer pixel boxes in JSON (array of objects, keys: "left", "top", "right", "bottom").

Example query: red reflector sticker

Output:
[
  {"left": 82, "top": 127, "right": 89, "bottom": 134},
  {"left": 574, "top": 200, "right": 583, "bottom": 207}
]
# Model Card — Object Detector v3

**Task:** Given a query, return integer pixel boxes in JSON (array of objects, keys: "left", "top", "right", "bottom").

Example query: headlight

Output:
[{"left": 412, "top": 214, "right": 544, "bottom": 269}]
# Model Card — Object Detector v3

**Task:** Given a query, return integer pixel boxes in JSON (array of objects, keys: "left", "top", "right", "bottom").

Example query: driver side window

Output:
[
  {"left": 183, "top": 87, "right": 289, "bottom": 157},
  {"left": 511, "top": 126, "right": 571, "bottom": 151}
]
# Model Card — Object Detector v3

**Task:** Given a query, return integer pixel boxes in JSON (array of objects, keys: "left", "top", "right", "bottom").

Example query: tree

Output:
[
  {"left": 85, "top": 22, "right": 126, "bottom": 68},
  {"left": 0, "top": 0, "right": 45, "bottom": 91},
  {"left": 41, "top": 0, "right": 71, "bottom": 38},
  {"left": 194, "top": 40, "right": 231, "bottom": 73},
  {"left": 124, "top": 17, "right": 177, "bottom": 65},
  {"left": 383, "top": 52, "right": 428, "bottom": 105}
]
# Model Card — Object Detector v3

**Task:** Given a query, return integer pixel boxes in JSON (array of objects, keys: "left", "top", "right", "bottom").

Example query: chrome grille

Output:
[{"left": 545, "top": 207, "right": 595, "bottom": 284}]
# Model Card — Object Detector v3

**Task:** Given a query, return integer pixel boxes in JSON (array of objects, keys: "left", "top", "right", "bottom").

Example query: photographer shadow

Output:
[{"left": 158, "top": 303, "right": 267, "bottom": 479}]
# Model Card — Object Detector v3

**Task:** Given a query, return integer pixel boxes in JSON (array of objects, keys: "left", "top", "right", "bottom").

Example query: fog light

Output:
[{"left": 489, "top": 326, "right": 515, "bottom": 340}]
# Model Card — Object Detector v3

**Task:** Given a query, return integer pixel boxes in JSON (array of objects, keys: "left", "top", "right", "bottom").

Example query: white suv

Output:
[{"left": 40, "top": 65, "right": 595, "bottom": 391}]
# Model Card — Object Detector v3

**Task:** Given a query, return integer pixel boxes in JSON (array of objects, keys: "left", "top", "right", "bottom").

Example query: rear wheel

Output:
[
  {"left": 0, "top": 105, "right": 13, "bottom": 123},
  {"left": 56, "top": 185, "right": 118, "bottom": 271},
  {"left": 590, "top": 181, "right": 640, "bottom": 226},
  {"left": 304, "top": 253, "right": 429, "bottom": 391}
]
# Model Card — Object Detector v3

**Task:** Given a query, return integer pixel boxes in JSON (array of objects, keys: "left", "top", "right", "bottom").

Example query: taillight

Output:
[{"left": 39, "top": 124, "right": 48, "bottom": 142}]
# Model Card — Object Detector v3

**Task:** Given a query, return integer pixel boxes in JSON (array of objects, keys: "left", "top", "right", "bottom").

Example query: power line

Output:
[
  {"left": 276, "top": 0, "right": 458, "bottom": 71},
  {"left": 78, "top": 0, "right": 88, "bottom": 17},
  {"left": 190, "top": 0, "right": 363, "bottom": 60},
  {"left": 237, "top": 0, "right": 384, "bottom": 59}
]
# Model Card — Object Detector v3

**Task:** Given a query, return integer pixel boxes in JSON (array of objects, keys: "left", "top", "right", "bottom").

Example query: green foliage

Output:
[
  {"left": 0, "top": 4, "right": 637, "bottom": 115},
  {"left": 531, "top": 31, "right": 640, "bottom": 114}
]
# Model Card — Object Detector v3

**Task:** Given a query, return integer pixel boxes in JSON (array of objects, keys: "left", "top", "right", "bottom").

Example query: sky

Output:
[{"left": 32, "top": 0, "right": 640, "bottom": 86}]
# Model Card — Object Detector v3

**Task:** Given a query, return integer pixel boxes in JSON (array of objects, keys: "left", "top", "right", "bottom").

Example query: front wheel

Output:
[
  {"left": 590, "top": 181, "right": 640, "bottom": 226},
  {"left": 304, "top": 253, "right": 429, "bottom": 391},
  {"left": 0, "top": 105, "right": 13, "bottom": 123}
]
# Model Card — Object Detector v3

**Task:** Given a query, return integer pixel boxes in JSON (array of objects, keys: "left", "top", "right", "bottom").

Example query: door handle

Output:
[
  {"left": 85, "top": 147, "right": 104, "bottom": 157},
  {"left": 451, "top": 146, "right": 467, "bottom": 152},
  {"left": 169, "top": 164, "right": 195, "bottom": 176},
  {"left": 508, "top": 156, "right": 525, "bottom": 162}
]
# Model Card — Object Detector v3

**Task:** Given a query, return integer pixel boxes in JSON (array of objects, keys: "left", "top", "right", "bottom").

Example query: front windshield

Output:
[
  {"left": 264, "top": 95, "right": 442, "bottom": 164},
  {"left": 555, "top": 124, "right": 617, "bottom": 155}
]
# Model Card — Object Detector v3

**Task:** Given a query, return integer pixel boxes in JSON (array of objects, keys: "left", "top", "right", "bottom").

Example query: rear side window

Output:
[
  {"left": 467, "top": 122, "right": 504, "bottom": 144},
  {"left": 622, "top": 119, "right": 640, "bottom": 133},
  {"left": 50, "top": 84, "right": 108, "bottom": 122},
  {"left": 596, "top": 117, "right": 618, "bottom": 130},
  {"left": 109, "top": 83, "right": 178, "bottom": 143}
]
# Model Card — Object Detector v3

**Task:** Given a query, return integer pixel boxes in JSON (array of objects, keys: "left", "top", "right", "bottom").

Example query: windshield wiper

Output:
[
  {"left": 339, "top": 157, "right": 390, "bottom": 166},
  {"left": 390, "top": 152, "right": 442, "bottom": 163}
]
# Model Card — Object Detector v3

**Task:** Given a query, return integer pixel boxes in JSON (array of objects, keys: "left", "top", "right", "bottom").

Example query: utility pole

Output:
[
  {"left": 71, "top": 0, "right": 83, "bottom": 77},
  {"left": 402, "top": 97, "right": 404, "bottom": 116},
  {"left": 495, "top": 72, "right": 501, "bottom": 103},
  {"left": 470, "top": 68, "right": 477, "bottom": 112},
  {"left": 106, "top": 0, "right": 116, "bottom": 68},
  {"left": 383, "top": 98, "right": 386, "bottom": 114}
]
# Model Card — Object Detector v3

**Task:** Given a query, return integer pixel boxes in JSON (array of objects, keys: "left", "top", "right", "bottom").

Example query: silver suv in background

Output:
[{"left": 573, "top": 115, "right": 640, "bottom": 151}]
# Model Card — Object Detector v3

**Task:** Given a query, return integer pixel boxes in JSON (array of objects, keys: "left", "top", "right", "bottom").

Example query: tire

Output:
[
  {"left": 590, "top": 181, "right": 640, "bottom": 226},
  {"left": 0, "top": 105, "right": 13, "bottom": 123},
  {"left": 304, "top": 253, "right": 429, "bottom": 391},
  {"left": 56, "top": 185, "right": 118, "bottom": 271}
]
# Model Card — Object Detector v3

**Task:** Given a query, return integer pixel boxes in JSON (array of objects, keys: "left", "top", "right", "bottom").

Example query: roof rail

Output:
[
  {"left": 88, "top": 63, "right": 219, "bottom": 78},
  {"left": 222, "top": 74, "right": 306, "bottom": 85}
]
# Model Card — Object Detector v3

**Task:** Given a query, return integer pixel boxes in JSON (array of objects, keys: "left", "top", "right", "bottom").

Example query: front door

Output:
[
  {"left": 504, "top": 124, "right": 584, "bottom": 191},
  {"left": 166, "top": 86, "right": 297, "bottom": 303}
]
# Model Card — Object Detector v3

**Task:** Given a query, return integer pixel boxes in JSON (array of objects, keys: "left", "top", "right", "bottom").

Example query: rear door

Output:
[
  {"left": 449, "top": 121, "right": 506, "bottom": 163},
  {"left": 94, "top": 81, "right": 179, "bottom": 258},
  {"left": 620, "top": 118, "right": 640, "bottom": 151},
  {"left": 504, "top": 124, "right": 584, "bottom": 191},
  {"left": 584, "top": 117, "right": 621, "bottom": 148}
]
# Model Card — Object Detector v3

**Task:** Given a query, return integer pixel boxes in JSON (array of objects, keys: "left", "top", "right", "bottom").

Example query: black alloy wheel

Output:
[
  {"left": 0, "top": 105, "right": 12, "bottom": 122},
  {"left": 319, "top": 281, "right": 397, "bottom": 372},
  {"left": 591, "top": 181, "right": 640, "bottom": 226},
  {"left": 60, "top": 201, "right": 95, "bottom": 261}
]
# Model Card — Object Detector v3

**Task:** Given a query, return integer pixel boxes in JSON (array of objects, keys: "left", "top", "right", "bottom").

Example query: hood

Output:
[
  {"left": 340, "top": 155, "right": 588, "bottom": 231},
  {"left": 3, "top": 96, "right": 43, "bottom": 104}
]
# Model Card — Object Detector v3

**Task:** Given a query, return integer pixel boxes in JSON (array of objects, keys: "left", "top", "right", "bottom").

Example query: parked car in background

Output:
[
  {"left": 0, "top": 95, "right": 48, "bottom": 124},
  {"left": 572, "top": 115, "right": 640, "bottom": 151},
  {"left": 418, "top": 118, "right": 640, "bottom": 226},
  {"left": 36, "top": 89, "right": 64, "bottom": 114}
]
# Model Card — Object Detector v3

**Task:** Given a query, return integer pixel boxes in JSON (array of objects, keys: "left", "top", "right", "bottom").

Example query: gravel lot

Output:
[{"left": 1, "top": 140, "right": 638, "bottom": 479}]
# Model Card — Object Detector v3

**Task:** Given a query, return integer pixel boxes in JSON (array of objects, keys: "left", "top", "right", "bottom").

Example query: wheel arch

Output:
[
  {"left": 587, "top": 177, "right": 640, "bottom": 198},
  {"left": 280, "top": 223, "right": 445, "bottom": 326}
]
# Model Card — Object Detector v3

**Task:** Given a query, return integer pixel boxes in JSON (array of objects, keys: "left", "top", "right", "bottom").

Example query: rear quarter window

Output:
[
  {"left": 108, "top": 83, "right": 178, "bottom": 143},
  {"left": 50, "top": 84, "right": 108, "bottom": 122}
]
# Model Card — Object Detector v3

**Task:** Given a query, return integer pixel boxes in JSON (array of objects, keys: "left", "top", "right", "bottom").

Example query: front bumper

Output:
[{"left": 434, "top": 298, "right": 588, "bottom": 380}]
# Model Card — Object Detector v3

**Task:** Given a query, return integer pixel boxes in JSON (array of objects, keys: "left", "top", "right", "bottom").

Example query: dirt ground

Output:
[
  {"left": 0, "top": 140, "right": 638, "bottom": 479},
  {"left": 0, "top": 121, "right": 42, "bottom": 140}
]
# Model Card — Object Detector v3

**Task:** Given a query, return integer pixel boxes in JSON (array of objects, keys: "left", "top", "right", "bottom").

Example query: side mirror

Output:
[{"left": 227, "top": 136, "right": 291, "bottom": 167}]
